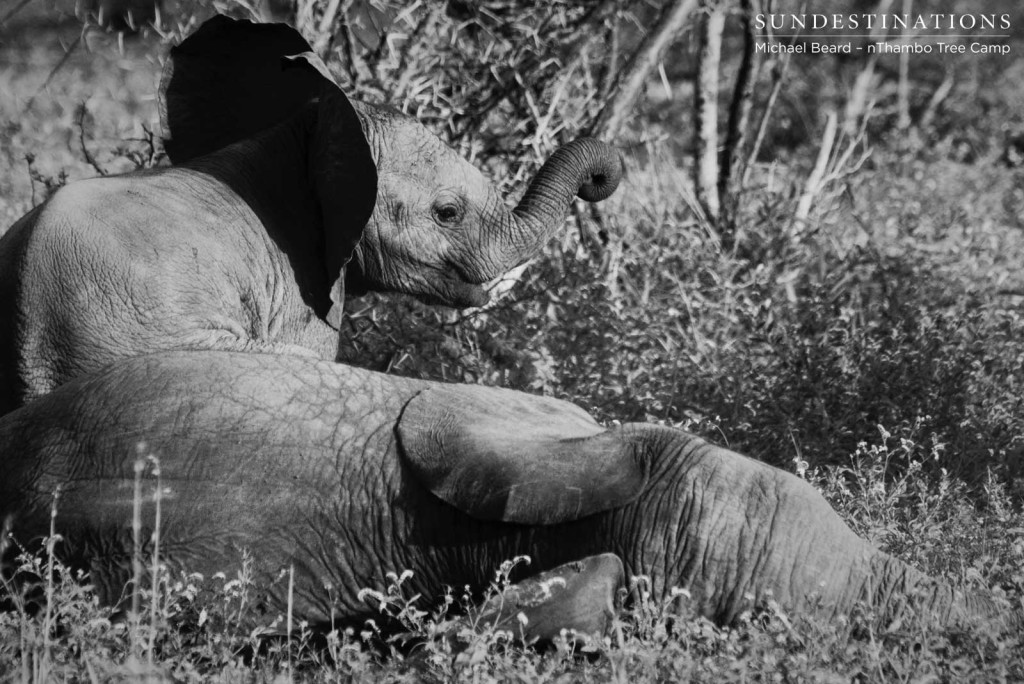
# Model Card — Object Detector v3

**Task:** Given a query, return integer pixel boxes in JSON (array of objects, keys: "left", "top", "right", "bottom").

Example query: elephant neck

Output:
[{"left": 183, "top": 105, "right": 332, "bottom": 318}]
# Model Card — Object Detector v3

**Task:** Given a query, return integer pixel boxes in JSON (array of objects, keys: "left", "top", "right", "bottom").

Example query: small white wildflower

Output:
[
  {"left": 357, "top": 588, "right": 387, "bottom": 610},
  {"left": 630, "top": 574, "right": 651, "bottom": 587},
  {"left": 793, "top": 457, "right": 809, "bottom": 479},
  {"left": 537, "top": 577, "right": 567, "bottom": 599}
]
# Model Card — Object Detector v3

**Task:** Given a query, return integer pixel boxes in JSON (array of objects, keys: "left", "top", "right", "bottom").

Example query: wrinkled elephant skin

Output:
[
  {"left": 0, "top": 15, "right": 622, "bottom": 415},
  {"left": 0, "top": 352, "right": 1015, "bottom": 634}
]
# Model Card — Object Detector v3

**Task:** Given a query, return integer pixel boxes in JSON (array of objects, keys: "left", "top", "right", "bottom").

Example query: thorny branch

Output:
[{"left": 75, "top": 104, "right": 108, "bottom": 177}]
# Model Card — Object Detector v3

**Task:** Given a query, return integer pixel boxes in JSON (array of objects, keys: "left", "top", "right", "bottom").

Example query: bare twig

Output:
[
  {"left": 599, "top": 12, "right": 621, "bottom": 101},
  {"left": 743, "top": 0, "right": 801, "bottom": 189},
  {"left": 795, "top": 110, "right": 871, "bottom": 227},
  {"left": 795, "top": 109, "right": 838, "bottom": 223},
  {"left": 75, "top": 104, "right": 108, "bottom": 177},
  {"left": 42, "top": 486, "right": 62, "bottom": 675},
  {"left": 130, "top": 457, "right": 145, "bottom": 660},
  {"left": 25, "top": 31, "right": 84, "bottom": 111},
  {"left": 286, "top": 564, "right": 295, "bottom": 673},
  {"left": 148, "top": 454, "right": 162, "bottom": 665},
  {"left": 919, "top": 70, "right": 954, "bottom": 130},
  {"left": 25, "top": 153, "right": 68, "bottom": 206},
  {"left": 135, "top": 123, "right": 160, "bottom": 168},
  {"left": 720, "top": 0, "right": 761, "bottom": 227},
  {"left": 0, "top": 0, "right": 34, "bottom": 28},
  {"left": 896, "top": 0, "right": 913, "bottom": 130},
  {"left": 843, "top": 0, "right": 895, "bottom": 135},
  {"left": 742, "top": 54, "right": 788, "bottom": 188}
]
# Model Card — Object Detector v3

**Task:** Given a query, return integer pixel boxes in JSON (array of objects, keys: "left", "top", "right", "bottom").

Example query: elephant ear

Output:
[
  {"left": 159, "top": 15, "right": 321, "bottom": 163},
  {"left": 160, "top": 15, "right": 377, "bottom": 321},
  {"left": 396, "top": 386, "right": 648, "bottom": 525},
  {"left": 289, "top": 53, "right": 377, "bottom": 322}
]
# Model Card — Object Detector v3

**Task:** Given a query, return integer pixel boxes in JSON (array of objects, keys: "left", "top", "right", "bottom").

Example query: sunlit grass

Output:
[
  {"left": 1, "top": 428, "right": 1022, "bottom": 681},
  {"left": 1, "top": 8, "right": 1023, "bottom": 681}
]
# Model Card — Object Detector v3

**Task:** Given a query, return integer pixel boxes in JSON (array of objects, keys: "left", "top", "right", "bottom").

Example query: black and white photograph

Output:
[{"left": 0, "top": 0, "right": 1021, "bottom": 679}]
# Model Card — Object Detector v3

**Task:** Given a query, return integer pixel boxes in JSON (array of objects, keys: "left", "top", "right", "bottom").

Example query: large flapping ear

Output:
[
  {"left": 285, "top": 53, "right": 377, "bottom": 325},
  {"left": 161, "top": 16, "right": 377, "bottom": 321},
  {"left": 397, "top": 386, "right": 648, "bottom": 525},
  {"left": 160, "top": 14, "right": 323, "bottom": 163}
]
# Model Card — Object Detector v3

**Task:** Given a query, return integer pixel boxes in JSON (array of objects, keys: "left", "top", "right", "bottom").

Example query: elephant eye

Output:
[{"left": 432, "top": 201, "right": 464, "bottom": 227}]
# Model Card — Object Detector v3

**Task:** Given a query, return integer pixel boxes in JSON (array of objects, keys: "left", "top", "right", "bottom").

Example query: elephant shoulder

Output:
[
  {"left": 20, "top": 178, "right": 128, "bottom": 260},
  {"left": 12, "top": 174, "right": 227, "bottom": 313},
  {"left": 396, "top": 384, "right": 649, "bottom": 525},
  {"left": 35, "top": 172, "right": 225, "bottom": 261}
]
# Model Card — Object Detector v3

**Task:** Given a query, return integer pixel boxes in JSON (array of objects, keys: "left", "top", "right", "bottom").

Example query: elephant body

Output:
[
  {"left": 0, "top": 151, "right": 338, "bottom": 413},
  {"left": 0, "top": 351, "right": 1010, "bottom": 630},
  {"left": 2, "top": 15, "right": 1011, "bottom": 642},
  {"left": 0, "top": 15, "right": 621, "bottom": 415}
]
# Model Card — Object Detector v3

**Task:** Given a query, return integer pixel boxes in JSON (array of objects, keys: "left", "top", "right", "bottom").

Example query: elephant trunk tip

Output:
[
  {"left": 506, "top": 136, "right": 625, "bottom": 260},
  {"left": 578, "top": 169, "right": 618, "bottom": 203},
  {"left": 570, "top": 138, "right": 624, "bottom": 203}
]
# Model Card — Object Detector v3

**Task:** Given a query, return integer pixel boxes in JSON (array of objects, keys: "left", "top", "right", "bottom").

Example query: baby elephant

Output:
[
  {"left": 0, "top": 15, "right": 621, "bottom": 415},
  {"left": 0, "top": 351, "right": 1016, "bottom": 638}
]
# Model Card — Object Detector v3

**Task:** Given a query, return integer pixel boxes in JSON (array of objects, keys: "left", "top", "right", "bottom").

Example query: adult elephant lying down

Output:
[{"left": 0, "top": 352, "right": 1016, "bottom": 636}]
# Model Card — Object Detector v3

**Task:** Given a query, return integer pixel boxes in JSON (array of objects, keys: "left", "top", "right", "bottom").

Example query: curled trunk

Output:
[{"left": 505, "top": 138, "right": 623, "bottom": 261}]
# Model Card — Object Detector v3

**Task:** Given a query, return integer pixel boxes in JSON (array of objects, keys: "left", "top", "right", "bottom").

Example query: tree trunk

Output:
[
  {"left": 693, "top": 0, "right": 726, "bottom": 225},
  {"left": 588, "top": 0, "right": 699, "bottom": 141},
  {"left": 719, "top": 0, "right": 761, "bottom": 232}
]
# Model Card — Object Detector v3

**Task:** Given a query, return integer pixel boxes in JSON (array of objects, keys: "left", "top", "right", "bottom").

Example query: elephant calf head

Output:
[{"left": 161, "top": 15, "right": 623, "bottom": 311}]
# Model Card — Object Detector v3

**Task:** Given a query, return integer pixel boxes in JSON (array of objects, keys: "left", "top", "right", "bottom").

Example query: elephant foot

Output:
[{"left": 478, "top": 553, "right": 624, "bottom": 641}]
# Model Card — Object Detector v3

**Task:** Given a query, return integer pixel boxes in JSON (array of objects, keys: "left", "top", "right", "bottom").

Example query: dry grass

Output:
[{"left": 2, "top": 6, "right": 1024, "bottom": 681}]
